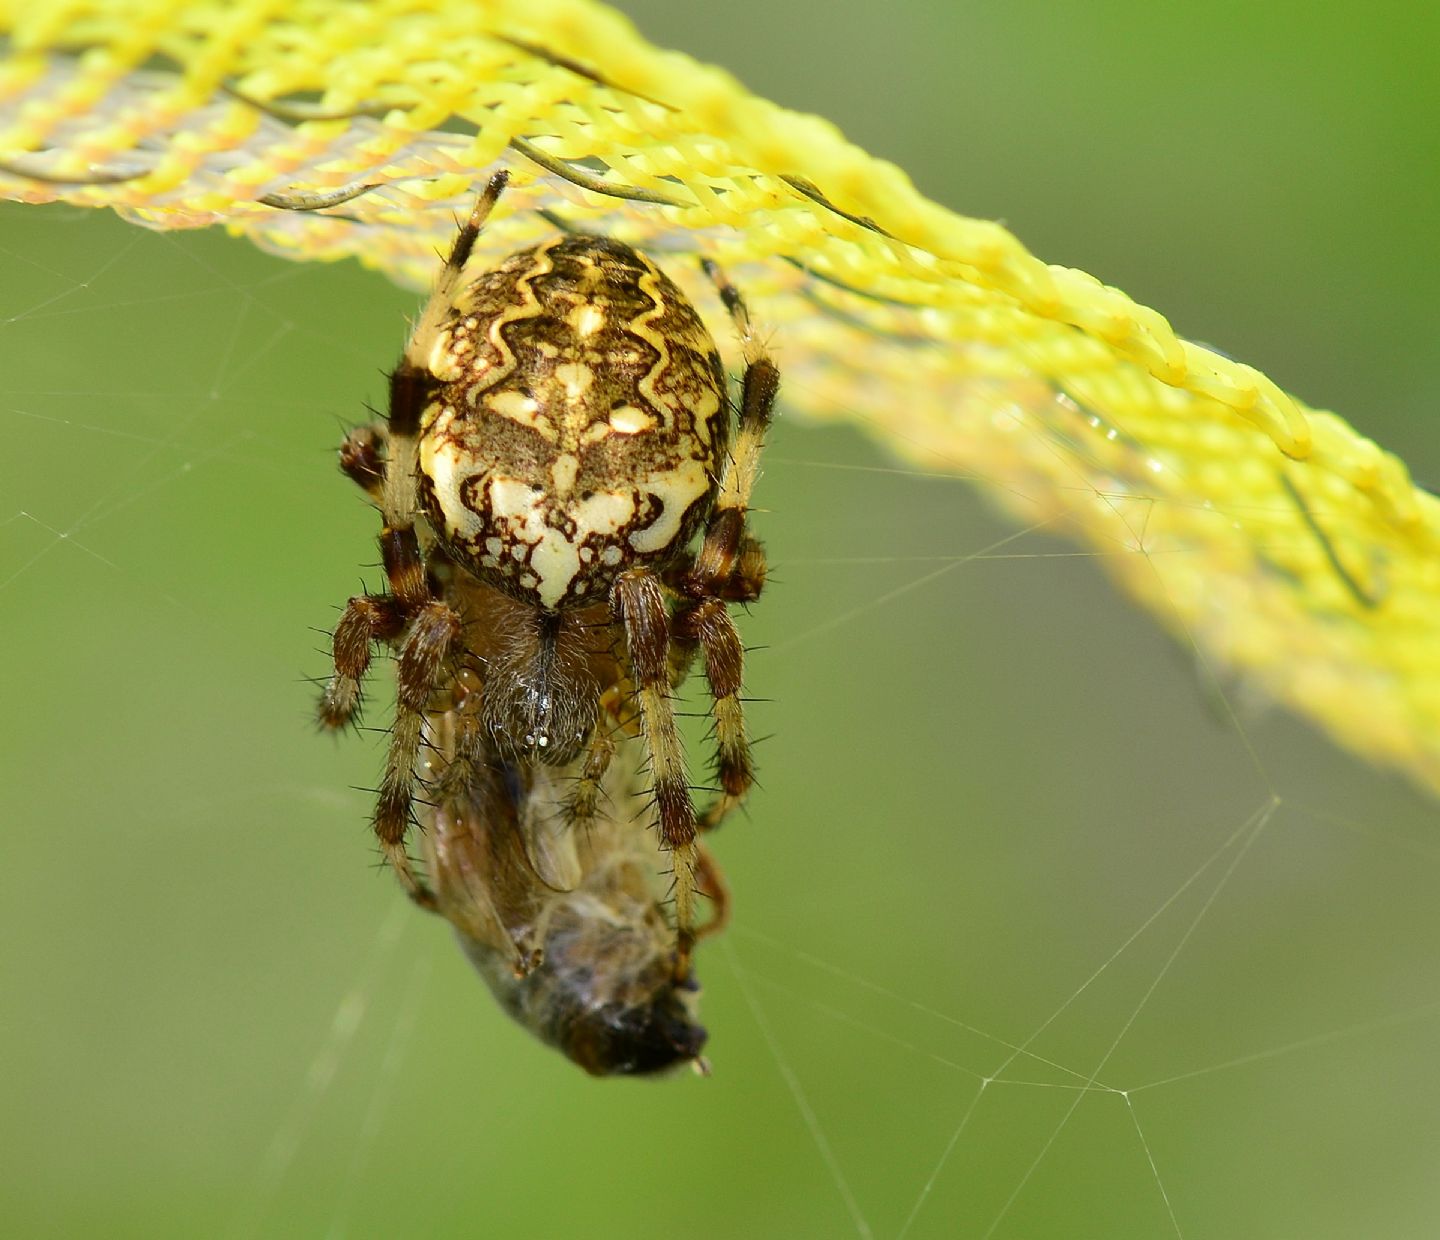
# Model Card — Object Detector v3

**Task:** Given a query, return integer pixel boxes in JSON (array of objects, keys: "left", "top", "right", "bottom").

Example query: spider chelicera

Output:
[{"left": 317, "top": 173, "right": 775, "bottom": 1069}]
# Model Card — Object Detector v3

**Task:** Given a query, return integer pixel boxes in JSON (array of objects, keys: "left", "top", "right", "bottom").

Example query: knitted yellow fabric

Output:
[{"left": 5, "top": 0, "right": 1437, "bottom": 790}]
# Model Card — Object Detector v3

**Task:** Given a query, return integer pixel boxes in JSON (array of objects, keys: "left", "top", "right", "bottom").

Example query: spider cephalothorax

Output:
[{"left": 319, "top": 172, "right": 775, "bottom": 1020}]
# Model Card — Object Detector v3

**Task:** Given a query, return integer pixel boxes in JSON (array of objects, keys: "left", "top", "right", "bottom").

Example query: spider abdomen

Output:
[{"left": 418, "top": 235, "right": 729, "bottom": 611}]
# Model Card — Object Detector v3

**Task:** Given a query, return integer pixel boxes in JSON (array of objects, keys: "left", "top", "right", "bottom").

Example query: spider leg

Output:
[
  {"left": 562, "top": 721, "right": 617, "bottom": 827},
  {"left": 686, "top": 257, "right": 779, "bottom": 590},
  {"left": 321, "top": 171, "right": 510, "bottom": 903},
  {"left": 674, "top": 597, "right": 754, "bottom": 831},
  {"left": 693, "top": 839, "right": 731, "bottom": 942},
  {"left": 338, "top": 422, "right": 386, "bottom": 505},
  {"left": 319, "top": 593, "right": 406, "bottom": 728},
  {"left": 723, "top": 533, "right": 767, "bottom": 603},
  {"left": 672, "top": 257, "right": 779, "bottom": 830},
  {"left": 376, "top": 596, "right": 462, "bottom": 907},
  {"left": 383, "top": 170, "right": 508, "bottom": 530},
  {"left": 613, "top": 569, "right": 699, "bottom": 974}
]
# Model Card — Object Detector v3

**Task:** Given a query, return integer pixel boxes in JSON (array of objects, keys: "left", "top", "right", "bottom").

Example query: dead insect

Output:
[{"left": 420, "top": 659, "right": 728, "bottom": 1076}]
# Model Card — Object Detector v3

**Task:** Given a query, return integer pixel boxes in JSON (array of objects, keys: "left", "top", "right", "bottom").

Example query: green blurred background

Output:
[{"left": 4, "top": 2, "right": 1440, "bottom": 1236}]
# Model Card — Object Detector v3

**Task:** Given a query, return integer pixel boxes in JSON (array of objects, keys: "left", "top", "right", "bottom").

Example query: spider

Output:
[{"left": 318, "top": 171, "right": 775, "bottom": 982}]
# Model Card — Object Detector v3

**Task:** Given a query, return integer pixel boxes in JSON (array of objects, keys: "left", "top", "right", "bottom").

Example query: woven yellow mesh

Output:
[{"left": 4, "top": 0, "right": 1439, "bottom": 791}]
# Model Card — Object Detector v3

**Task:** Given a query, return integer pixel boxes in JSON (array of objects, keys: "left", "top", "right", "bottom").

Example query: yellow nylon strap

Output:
[{"left": 4, "top": 0, "right": 1438, "bottom": 791}]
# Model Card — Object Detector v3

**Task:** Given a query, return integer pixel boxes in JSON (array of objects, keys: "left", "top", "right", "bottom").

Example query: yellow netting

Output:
[{"left": 4, "top": 0, "right": 1439, "bottom": 792}]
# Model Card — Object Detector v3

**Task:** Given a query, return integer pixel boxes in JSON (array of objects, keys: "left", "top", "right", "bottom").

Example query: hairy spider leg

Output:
[
  {"left": 693, "top": 839, "right": 732, "bottom": 942},
  {"left": 337, "top": 422, "right": 386, "bottom": 504},
  {"left": 562, "top": 718, "right": 618, "bottom": 828},
  {"left": 319, "top": 171, "right": 510, "bottom": 903},
  {"left": 676, "top": 259, "right": 780, "bottom": 831},
  {"left": 613, "top": 569, "right": 701, "bottom": 974}
]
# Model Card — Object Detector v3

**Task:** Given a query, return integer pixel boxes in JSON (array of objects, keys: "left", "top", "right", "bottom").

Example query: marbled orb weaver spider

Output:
[{"left": 317, "top": 172, "right": 775, "bottom": 1073}]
